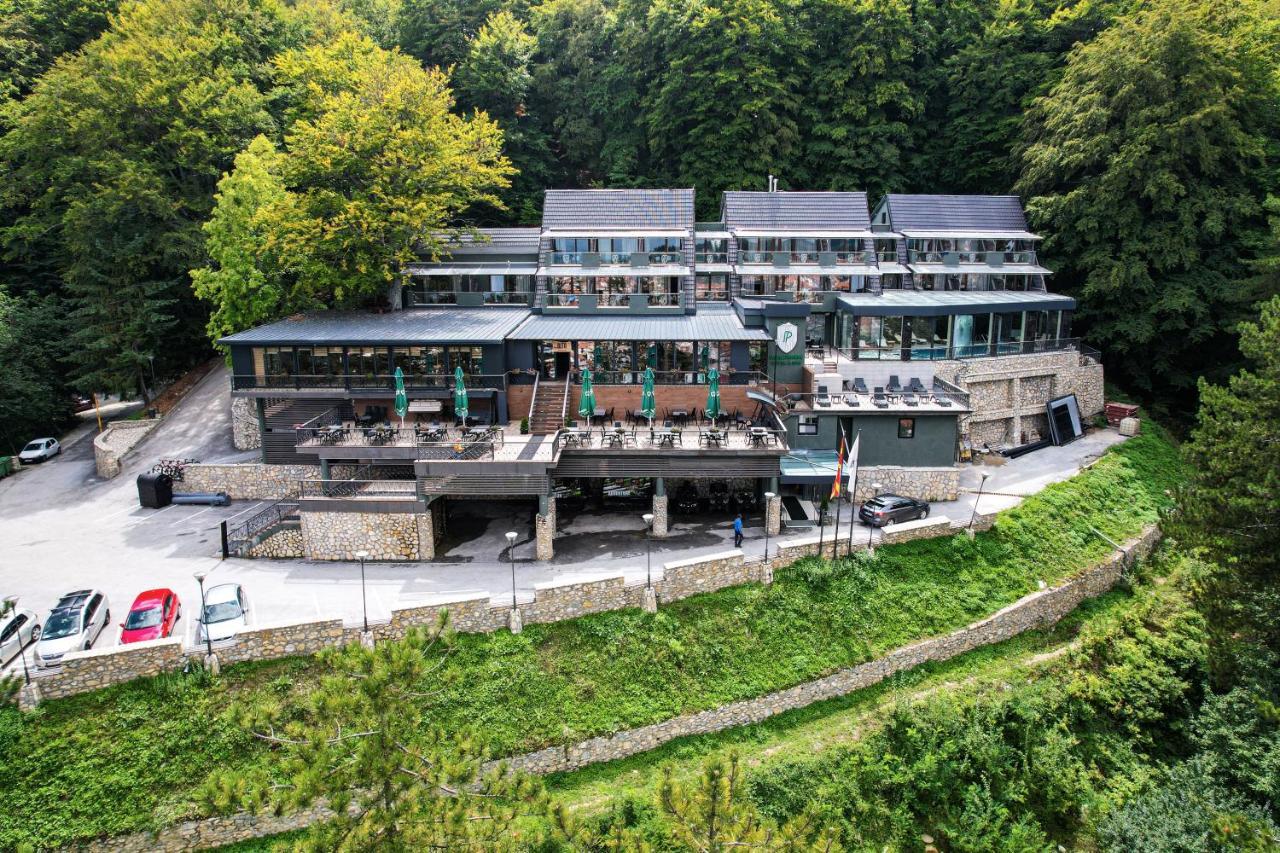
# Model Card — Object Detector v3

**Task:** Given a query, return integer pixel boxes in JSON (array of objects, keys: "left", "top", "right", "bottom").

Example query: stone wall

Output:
[
  {"left": 212, "top": 618, "right": 347, "bottom": 667},
  {"left": 659, "top": 550, "right": 766, "bottom": 602},
  {"left": 880, "top": 516, "right": 955, "bottom": 545},
  {"left": 651, "top": 494, "right": 668, "bottom": 537},
  {"left": 934, "top": 349, "right": 1105, "bottom": 447},
  {"left": 535, "top": 497, "right": 556, "bottom": 561},
  {"left": 301, "top": 511, "right": 423, "bottom": 561},
  {"left": 246, "top": 524, "right": 303, "bottom": 558},
  {"left": 93, "top": 418, "right": 163, "bottom": 479},
  {"left": 230, "top": 397, "right": 261, "bottom": 450},
  {"left": 853, "top": 465, "right": 959, "bottom": 502},
  {"left": 22, "top": 638, "right": 184, "bottom": 708},
  {"left": 179, "top": 464, "right": 315, "bottom": 500}
]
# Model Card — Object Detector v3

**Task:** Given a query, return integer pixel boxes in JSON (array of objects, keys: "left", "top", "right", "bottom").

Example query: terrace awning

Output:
[
  {"left": 898, "top": 229, "right": 1042, "bottom": 240},
  {"left": 729, "top": 229, "right": 877, "bottom": 239},
  {"left": 835, "top": 290, "right": 1076, "bottom": 317},
  {"left": 779, "top": 450, "right": 850, "bottom": 485},
  {"left": 735, "top": 264, "right": 880, "bottom": 276},
  {"left": 907, "top": 263, "right": 1053, "bottom": 276}
]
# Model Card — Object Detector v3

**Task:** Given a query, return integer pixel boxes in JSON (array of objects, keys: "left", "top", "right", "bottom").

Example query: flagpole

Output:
[
  {"left": 830, "top": 424, "right": 843, "bottom": 561},
  {"left": 846, "top": 429, "right": 862, "bottom": 558}
]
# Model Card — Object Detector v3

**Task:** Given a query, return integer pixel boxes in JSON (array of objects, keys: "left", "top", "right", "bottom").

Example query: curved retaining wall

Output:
[
  {"left": 79, "top": 525, "right": 1159, "bottom": 852},
  {"left": 92, "top": 419, "right": 162, "bottom": 479}
]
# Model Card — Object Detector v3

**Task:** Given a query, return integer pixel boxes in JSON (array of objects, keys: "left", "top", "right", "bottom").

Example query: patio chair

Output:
[
  {"left": 936, "top": 396, "right": 953, "bottom": 408},
  {"left": 873, "top": 390, "right": 889, "bottom": 409},
  {"left": 843, "top": 394, "right": 860, "bottom": 407},
  {"left": 908, "top": 377, "right": 926, "bottom": 393},
  {"left": 887, "top": 375, "right": 902, "bottom": 393},
  {"left": 853, "top": 378, "right": 868, "bottom": 394},
  {"left": 902, "top": 392, "right": 919, "bottom": 407},
  {"left": 815, "top": 393, "right": 831, "bottom": 407}
]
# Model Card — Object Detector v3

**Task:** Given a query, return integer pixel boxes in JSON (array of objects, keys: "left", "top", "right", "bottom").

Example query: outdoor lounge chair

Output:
[
  {"left": 908, "top": 377, "right": 926, "bottom": 393},
  {"left": 842, "top": 394, "right": 860, "bottom": 407},
  {"left": 872, "top": 390, "right": 889, "bottom": 409},
  {"left": 902, "top": 392, "right": 919, "bottom": 407},
  {"left": 853, "top": 378, "right": 868, "bottom": 394},
  {"left": 887, "top": 375, "right": 902, "bottom": 393}
]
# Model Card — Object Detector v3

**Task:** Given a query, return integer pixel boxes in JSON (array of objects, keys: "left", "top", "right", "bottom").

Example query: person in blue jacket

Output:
[{"left": 733, "top": 513, "right": 744, "bottom": 548}]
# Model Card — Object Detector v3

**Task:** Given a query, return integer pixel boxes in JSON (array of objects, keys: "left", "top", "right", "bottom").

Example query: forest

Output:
[{"left": 0, "top": 0, "right": 1277, "bottom": 450}]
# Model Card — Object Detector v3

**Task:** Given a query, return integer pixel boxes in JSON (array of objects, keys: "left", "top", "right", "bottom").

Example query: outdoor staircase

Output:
[{"left": 529, "top": 380, "right": 566, "bottom": 434}]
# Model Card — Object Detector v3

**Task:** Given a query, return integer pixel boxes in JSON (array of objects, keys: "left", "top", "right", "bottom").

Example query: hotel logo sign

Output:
[{"left": 775, "top": 322, "right": 799, "bottom": 353}]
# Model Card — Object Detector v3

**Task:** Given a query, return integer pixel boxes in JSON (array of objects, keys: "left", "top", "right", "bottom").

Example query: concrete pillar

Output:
[
  {"left": 765, "top": 492, "right": 782, "bottom": 537},
  {"left": 651, "top": 480, "right": 669, "bottom": 539},
  {"left": 320, "top": 459, "right": 331, "bottom": 483},
  {"left": 536, "top": 495, "right": 556, "bottom": 561}
]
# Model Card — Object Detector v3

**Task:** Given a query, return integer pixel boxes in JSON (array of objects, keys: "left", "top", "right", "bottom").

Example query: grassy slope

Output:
[{"left": 0, "top": 429, "right": 1181, "bottom": 848}]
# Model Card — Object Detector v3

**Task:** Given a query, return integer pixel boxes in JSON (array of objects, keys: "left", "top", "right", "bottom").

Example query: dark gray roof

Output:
[
  {"left": 219, "top": 308, "right": 531, "bottom": 346},
  {"left": 883, "top": 195, "right": 1028, "bottom": 233},
  {"left": 508, "top": 304, "right": 767, "bottom": 341},
  {"left": 835, "top": 290, "right": 1074, "bottom": 317},
  {"left": 542, "top": 189, "right": 695, "bottom": 230},
  {"left": 722, "top": 192, "right": 871, "bottom": 231}
]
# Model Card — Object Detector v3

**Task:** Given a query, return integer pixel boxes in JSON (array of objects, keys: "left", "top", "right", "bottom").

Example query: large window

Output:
[
  {"left": 996, "top": 312, "right": 1024, "bottom": 354},
  {"left": 695, "top": 273, "right": 728, "bottom": 300},
  {"left": 447, "top": 346, "right": 483, "bottom": 374},
  {"left": 261, "top": 347, "right": 295, "bottom": 377},
  {"left": 296, "top": 347, "right": 342, "bottom": 377},
  {"left": 696, "top": 237, "right": 727, "bottom": 264},
  {"left": 952, "top": 313, "right": 992, "bottom": 358},
  {"left": 907, "top": 316, "right": 949, "bottom": 359}
]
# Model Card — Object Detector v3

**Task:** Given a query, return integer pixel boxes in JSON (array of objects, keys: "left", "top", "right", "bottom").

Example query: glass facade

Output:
[
  {"left": 547, "top": 275, "right": 681, "bottom": 307},
  {"left": 737, "top": 237, "right": 870, "bottom": 265},
  {"left": 695, "top": 273, "right": 729, "bottom": 300},
  {"left": 915, "top": 273, "right": 1039, "bottom": 292},
  {"left": 906, "top": 237, "right": 1036, "bottom": 264},
  {"left": 740, "top": 274, "right": 861, "bottom": 300},
  {"left": 551, "top": 339, "right": 739, "bottom": 383},
  {"left": 407, "top": 274, "right": 532, "bottom": 305},
  {"left": 843, "top": 310, "right": 1067, "bottom": 360},
  {"left": 550, "top": 236, "right": 683, "bottom": 265},
  {"left": 252, "top": 345, "right": 487, "bottom": 384}
]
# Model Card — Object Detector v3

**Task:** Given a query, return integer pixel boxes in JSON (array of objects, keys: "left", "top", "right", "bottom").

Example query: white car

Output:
[
  {"left": 197, "top": 584, "right": 249, "bottom": 643},
  {"left": 1, "top": 607, "right": 40, "bottom": 667},
  {"left": 35, "top": 590, "right": 110, "bottom": 668},
  {"left": 18, "top": 437, "right": 61, "bottom": 463}
]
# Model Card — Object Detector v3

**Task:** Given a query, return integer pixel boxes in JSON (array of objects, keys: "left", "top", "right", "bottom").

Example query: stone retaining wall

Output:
[
  {"left": 880, "top": 516, "right": 955, "bottom": 545},
  {"left": 22, "top": 638, "right": 183, "bottom": 707},
  {"left": 84, "top": 525, "right": 1159, "bottom": 850},
  {"left": 301, "top": 511, "right": 424, "bottom": 561},
  {"left": 212, "top": 618, "right": 347, "bottom": 667},
  {"left": 178, "top": 464, "right": 317, "bottom": 500},
  {"left": 246, "top": 524, "right": 303, "bottom": 558},
  {"left": 853, "top": 465, "right": 960, "bottom": 502},
  {"left": 93, "top": 419, "right": 163, "bottom": 479}
]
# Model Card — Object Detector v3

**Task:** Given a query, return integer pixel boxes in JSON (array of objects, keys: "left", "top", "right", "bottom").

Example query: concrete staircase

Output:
[{"left": 530, "top": 381, "right": 566, "bottom": 435}]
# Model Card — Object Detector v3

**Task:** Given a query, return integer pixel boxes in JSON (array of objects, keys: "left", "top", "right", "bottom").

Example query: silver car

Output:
[
  {"left": 0, "top": 606, "right": 40, "bottom": 667},
  {"left": 197, "top": 583, "right": 249, "bottom": 643},
  {"left": 35, "top": 590, "right": 110, "bottom": 668}
]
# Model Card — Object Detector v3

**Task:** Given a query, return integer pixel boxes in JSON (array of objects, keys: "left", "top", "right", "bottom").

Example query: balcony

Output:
[
  {"left": 541, "top": 292, "right": 682, "bottom": 310},
  {"left": 405, "top": 290, "right": 533, "bottom": 307},
  {"left": 571, "top": 369, "right": 768, "bottom": 386},
  {"left": 230, "top": 372, "right": 507, "bottom": 393},
  {"left": 549, "top": 251, "right": 684, "bottom": 267},
  {"left": 907, "top": 251, "right": 1036, "bottom": 265},
  {"left": 817, "top": 337, "right": 1099, "bottom": 363},
  {"left": 738, "top": 251, "right": 875, "bottom": 266}
]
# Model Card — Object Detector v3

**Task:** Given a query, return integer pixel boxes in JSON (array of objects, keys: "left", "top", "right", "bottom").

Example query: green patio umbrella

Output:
[
  {"left": 640, "top": 366, "right": 656, "bottom": 427},
  {"left": 705, "top": 367, "right": 721, "bottom": 423},
  {"left": 453, "top": 366, "right": 469, "bottom": 424},
  {"left": 578, "top": 367, "right": 596, "bottom": 426},
  {"left": 393, "top": 367, "right": 408, "bottom": 430}
]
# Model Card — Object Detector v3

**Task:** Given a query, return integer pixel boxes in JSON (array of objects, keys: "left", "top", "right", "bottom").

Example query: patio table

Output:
[{"left": 653, "top": 428, "right": 678, "bottom": 447}]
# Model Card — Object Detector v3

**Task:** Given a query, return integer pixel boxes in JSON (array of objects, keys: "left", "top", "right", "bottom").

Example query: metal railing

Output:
[
  {"left": 549, "top": 251, "right": 683, "bottom": 266},
  {"left": 552, "top": 424, "right": 787, "bottom": 453},
  {"left": 571, "top": 370, "right": 768, "bottom": 386},
  {"left": 813, "top": 338, "right": 1098, "bottom": 363},
  {"left": 231, "top": 373, "right": 506, "bottom": 392},
  {"left": 526, "top": 370, "right": 540, "bottom": 422},
  {"left": 907, "top": 251, "right": 1036, "bottom": 265},
  {"left": 737, "top": 251, "right": 875, "bottom": 266},
  {"left": 223, "top": 500, "right": 299, "bottom": 557},
  {"left": 405, "top": 290, "right": 532, "bottom": 307},
  {"left": 695, "top": 252, "right": 729, "bottom": 265},
  {"left": 298, "top": 479, "right": 420, "bottom": 499},
  {"left": 415, "top": 431, "right": 504, "bottom": 462}
]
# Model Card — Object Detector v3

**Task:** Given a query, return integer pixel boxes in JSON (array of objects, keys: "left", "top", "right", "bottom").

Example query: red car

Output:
[{"left": 119, "top": 588, "right": 181, "bottom": 644}]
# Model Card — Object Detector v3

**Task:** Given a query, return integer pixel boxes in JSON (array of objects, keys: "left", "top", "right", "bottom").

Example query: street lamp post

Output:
[
  {"left": 642, "top": 513, "right": 655, "bottom": 588},
  {"left": 4, "top": 596, "right": 30, "bottom": 685},
  {"left": 762, "top": 491, "right": 775, "bottom": 564},
  {"left": 355, "top": 550, "right": 370, "bottom": 633},
  {"left": 505, "top": 531, "right": 518, "bottom": 609},
  {"left": 193, "top": 570, "right": 211, "bottom": 658},
  {"left": 968, "top": 471, "right": 991, "bottom": 532},
  {"left": 867, "top": 482, "right": 883, "bottom": 552}
]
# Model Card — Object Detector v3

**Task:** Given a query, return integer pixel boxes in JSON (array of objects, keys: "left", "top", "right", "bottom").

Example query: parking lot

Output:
[{"left": 0, "top": 367, "right": 1127, "bottom": 674}]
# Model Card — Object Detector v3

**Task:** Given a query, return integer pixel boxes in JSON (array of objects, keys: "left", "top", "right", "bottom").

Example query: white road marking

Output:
[
  {"left": 171, "top": 506, "right": 216, "bottom": 527},
  {"left": 222, "top": 501, "right": 266, "bottom": 525}
]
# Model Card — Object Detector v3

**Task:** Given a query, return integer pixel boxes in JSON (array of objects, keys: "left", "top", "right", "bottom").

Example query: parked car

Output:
[
  {"left": 196, "top": 584, "right": 249, "bottom": 643},
  {"left": 858, "top": 494, "right": 931, "bottom": 527},
  {"left": 119, "top": 588, "right": 181, "bottom": 644},
  {"left": 0, "top": 606, "right": 40, "bottom": 667},
  {"left": 70, "top": 394, "right": 94, "bottom": 413},
  {"left": 18, "top": 437, "right": 61, "bottom": 463},
  {"left": 34, "top": 590, "right": 110, "bottom": 667}
]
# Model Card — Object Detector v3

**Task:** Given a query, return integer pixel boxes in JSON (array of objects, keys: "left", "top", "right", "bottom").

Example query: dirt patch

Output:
[{"left": 151, "top": 358, "right": 220, "bottom": 415}]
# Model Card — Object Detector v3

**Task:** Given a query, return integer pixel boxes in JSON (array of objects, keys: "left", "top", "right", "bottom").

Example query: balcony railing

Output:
[
  {"left": 826, "top": 337, "right": 1098, "bottom": 363},
  {"left": 738, "top": 288, "right": 856, "bottom": 303},
  {"left": 298, "top": 479, "right": 420, "bottom": 499},
  {"left": 406, "top": 290, "right": 532, "bottom": 307},
  {"left": 907, "top": 251, "right": 1035, "bottom": 265},
  {"left": 572, "top": 369, "right": 768, "bottom": 386},
  {"left": 695, "top": 252, "right": 729, "bottom": 265},
  {"left": 738, "top": 251, "right": 875, "bottom": 266},
  {"left": 231, "top": 373, "right": 506, "bottom": 392},
  {"left": 548, "top": 251, "right": 684, "bottom": 266},
  {"left": 542, "top": 292, "right": 682, "bottom": 308}
]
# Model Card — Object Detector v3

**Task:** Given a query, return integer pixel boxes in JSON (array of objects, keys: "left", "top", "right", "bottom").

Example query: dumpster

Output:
[
  {"left": 137, "top": 471, "right": 173, "bottom": 508},
  {"left": 0, "top": 456, "right": 12, "bottom": 478}
]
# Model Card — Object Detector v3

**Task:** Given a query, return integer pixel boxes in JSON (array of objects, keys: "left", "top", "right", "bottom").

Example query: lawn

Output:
[{"left": 0, "top": 429, "right": 1181, "bottom": 848}]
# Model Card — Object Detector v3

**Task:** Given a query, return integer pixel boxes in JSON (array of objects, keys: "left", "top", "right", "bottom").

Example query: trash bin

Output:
[
  {"left": 0, "top": 456, "right": 11, "bottom": 478},
  {"left": 137, "top": 471, "right": 173, "bottom": 508}
]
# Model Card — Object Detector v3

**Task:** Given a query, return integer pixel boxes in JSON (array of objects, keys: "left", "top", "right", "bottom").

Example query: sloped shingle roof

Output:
[
  {"left": 542, "top": 189, "right": 695, "bottom": 230},
  {"left": 722, "top": 192, "right": 871, "bottom": 231},
  {"left": 884, "top": 195, "right": 1029, "bottom": 232}
]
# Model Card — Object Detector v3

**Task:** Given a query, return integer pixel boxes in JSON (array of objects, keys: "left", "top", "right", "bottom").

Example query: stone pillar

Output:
[
  {"left": 765, "top": 492, "right": 782, "bottom": 537},
  {"left": 416, "top": 509, "right": 435, "bottom": 561},
  {"left": 509, "top": 607, "right": 524, "bottom": 634},
  {"left": 535, "top": 495, "right": 556, "bottom": 561},
  {"left": 1010, "top": 377, "right": 1022, "bottom": 445},
  {"left": 642, "top": 585, "right": 658, "bottom": 613},
  {"left": 18, "top": 682, "right": 41, "bottom": 712},
  {"left": 231, "top": 396, "right": 263, "bottom": 451},
  {"left": 651, "top": 478, "right": 669, "bottom": 538}
]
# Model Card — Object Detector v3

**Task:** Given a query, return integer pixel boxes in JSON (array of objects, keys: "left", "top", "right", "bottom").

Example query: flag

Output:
[
  {"left": 830, "top": 427, "right": 847, "bottom": 501},
  {"left": 847, "top": 431, "right": 861, "bottom": 501}
]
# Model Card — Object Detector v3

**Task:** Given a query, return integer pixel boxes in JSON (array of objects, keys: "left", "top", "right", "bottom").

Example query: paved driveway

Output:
[{"left": 0, "top": 379, "right": 1126, "bottom": 674}]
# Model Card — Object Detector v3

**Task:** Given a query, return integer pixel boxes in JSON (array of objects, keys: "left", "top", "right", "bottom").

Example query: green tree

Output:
[
  {"left": 637, "top": 0, "right": 810, "bottom": 217},
  {"left": 0, "top": 289, "right": 73, "bottom": 451},
  {"left": 1018, "top": 0, "right": 1280, "bottom": 410},
  {"left": 0, "top": 0, "right": 291, "bottom": 397},
  {"left": 194, "top": 32, "right": 511, "bottom": 333},
  {"left": 396, "top": 0, "right": 500, "bottom": 70},
  {"left": 203, "top": 621, "right": 549, "bottom": 851},
  {"left": 0, "top": 0, "right": 119, "bottom": 101},
  {"left": 455, "top": 10, "right": 552, "bottom": 222}
]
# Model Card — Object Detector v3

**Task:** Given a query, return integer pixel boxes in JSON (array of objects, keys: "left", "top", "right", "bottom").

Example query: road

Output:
[{"left": 0, "top": 368, "right": 1126, "bottom": 673}]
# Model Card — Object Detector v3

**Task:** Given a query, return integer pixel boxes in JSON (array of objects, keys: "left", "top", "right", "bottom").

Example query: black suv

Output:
[{"left": 858, "top": 494, "right": 931, "bottom": 527}]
